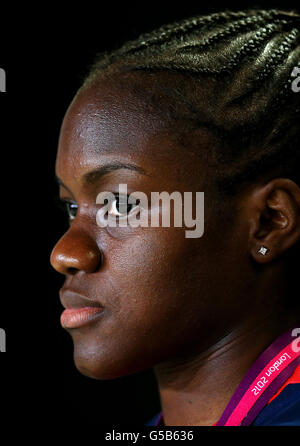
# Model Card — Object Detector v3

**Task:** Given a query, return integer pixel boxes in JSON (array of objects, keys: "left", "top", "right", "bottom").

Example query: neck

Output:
[{"left": 154, "top": 309, "right": 298, "bottom": 426}]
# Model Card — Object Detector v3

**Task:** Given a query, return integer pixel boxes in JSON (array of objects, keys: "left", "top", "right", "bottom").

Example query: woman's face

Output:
[{"left": 50, "top": 71, "right": 252, "bottom": 379}]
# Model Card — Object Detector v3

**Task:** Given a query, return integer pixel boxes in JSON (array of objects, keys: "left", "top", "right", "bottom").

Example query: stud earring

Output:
[{"left": 258, "top": 246, "right": 269, "bottom": 255}]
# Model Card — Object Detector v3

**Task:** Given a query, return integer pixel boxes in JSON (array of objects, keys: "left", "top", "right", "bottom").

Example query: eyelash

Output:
[
  {"left": 55, "top": 198, "right": 78, "bottom": 222},
  {"left": 57, "top": 195, "right": 140, "bottom": 222}
]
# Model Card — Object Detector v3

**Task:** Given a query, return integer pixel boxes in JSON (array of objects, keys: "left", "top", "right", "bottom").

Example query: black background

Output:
[{"left": 0, "top": 0, "right": 299, "bottom": 431}]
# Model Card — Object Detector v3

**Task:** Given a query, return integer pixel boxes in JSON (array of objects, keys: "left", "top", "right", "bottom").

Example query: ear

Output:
[{"left": 247, "top": 179, "right": 300, "bottom": 264}]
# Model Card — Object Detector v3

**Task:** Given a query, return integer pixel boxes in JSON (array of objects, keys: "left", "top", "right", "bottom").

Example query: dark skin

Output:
[{"left": 50, "top": 71, "right": 300, "bottom": 426}]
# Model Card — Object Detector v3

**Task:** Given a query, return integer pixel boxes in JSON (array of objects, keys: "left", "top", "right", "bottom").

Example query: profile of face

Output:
[{"left": 50, "top": 70, "right": 293, "bottom": 380}]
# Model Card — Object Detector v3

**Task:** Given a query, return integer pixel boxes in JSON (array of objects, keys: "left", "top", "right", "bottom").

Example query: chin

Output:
[
  {"left": 69, "top": 330, "right": 161, "bottom": 380},
  {"left": 73, "top": 352, "right": 119, "bottom": 380},
  {"left": 72, "top": 346, "right": 144, "bottom": 380}
]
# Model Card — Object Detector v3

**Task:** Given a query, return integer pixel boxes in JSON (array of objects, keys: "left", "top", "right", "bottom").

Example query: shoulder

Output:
[{"left": 253, "top": 384, "right": 300, "bottom": 426}]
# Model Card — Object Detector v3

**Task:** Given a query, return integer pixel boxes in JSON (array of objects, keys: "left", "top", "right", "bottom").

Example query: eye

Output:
[
  {"left": 64, "top": 201, "right": 78, "bottom": 221},
  {"left": 55, "top": 197, "right": 78, "bottom": 222},
  {"left": 108, "top": 195, "right": 140, "bottom": 217}
]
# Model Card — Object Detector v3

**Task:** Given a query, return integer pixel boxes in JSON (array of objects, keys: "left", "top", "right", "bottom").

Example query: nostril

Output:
[{"left": 66, "top": 267, "right": 79, "bottom": 275}]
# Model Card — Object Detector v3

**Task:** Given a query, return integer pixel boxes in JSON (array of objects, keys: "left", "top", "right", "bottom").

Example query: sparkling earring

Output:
[{"left": 258, "top": 246, "right": 269, "bottom": 255}]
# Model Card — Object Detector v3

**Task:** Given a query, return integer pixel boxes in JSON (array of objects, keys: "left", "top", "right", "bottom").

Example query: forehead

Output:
[{"left": 56, "top": 71, "right": 213, "bottom": 186}]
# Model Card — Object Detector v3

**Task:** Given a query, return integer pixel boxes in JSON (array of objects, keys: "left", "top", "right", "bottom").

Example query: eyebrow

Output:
[{"left": 55, "top": 161, "right": 147, "bottom": 190}]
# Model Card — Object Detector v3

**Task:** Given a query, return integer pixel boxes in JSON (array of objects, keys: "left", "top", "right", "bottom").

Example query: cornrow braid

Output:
[
  {"left": 83, "top": 8, "right": 300, "bottom": 199},
  {"left": 107, "top": 10, "right": 252, "bottom": 57},
  {"left": 132, "top": 22, "right": 284, "bottom": 75},
  {"left": 254, "top": 28, "right": 299, "bottom": 83},
  {"left": 214, "top": 23, "right": 291, "bottom": 73},
  {"left": 177, "top": 15, "right": 289, "bottom": 54},
  {"left": 105, "top": 9, "right": 293, "bottom": 60}
]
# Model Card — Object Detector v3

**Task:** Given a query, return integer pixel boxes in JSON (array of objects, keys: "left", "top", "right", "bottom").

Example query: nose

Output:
[{"left": 50, "top": 228, "right": 102, "bottom": 275}]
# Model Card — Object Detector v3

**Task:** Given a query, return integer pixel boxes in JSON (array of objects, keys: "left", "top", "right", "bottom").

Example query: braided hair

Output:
[{"left": 82, "top": 8, "right": 300, "bottom": 199}]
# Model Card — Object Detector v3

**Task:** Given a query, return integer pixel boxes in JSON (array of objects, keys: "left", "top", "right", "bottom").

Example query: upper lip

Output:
[{"left": 59, "top": 288, "right": 103, "bottom": 310}]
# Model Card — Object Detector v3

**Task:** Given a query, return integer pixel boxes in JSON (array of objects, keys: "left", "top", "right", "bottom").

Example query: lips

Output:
[
  {"left": 60, "top": 307, "right": 104, "bottom": 328},
  {"left": 59, "top": 288, "right": 104, "bottom": 328}
]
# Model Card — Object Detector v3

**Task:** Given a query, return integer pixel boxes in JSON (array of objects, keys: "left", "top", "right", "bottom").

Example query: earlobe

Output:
[
  {"left": 258, "top": 246, "right": 269, "bottom": 256},
  {"left": 252, "top": 244, "right": 273, "bottom": 264}
]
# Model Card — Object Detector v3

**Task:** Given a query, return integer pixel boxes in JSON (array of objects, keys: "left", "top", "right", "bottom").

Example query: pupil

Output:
[
  {"left": 116, "top": 197, "right": 132, "bottom": 214},
  {"left": 68, "top": 203, "right": 77, "bottom": 217}
]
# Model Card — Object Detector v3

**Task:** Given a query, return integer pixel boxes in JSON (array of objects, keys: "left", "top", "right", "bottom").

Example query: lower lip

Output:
[{"left": 60, "top": 307, "right": 104, "bottom": 328}]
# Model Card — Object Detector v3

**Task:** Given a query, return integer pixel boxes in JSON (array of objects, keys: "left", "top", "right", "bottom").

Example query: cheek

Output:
[
  {"left": 108, "top": 227, "right": 200, "bottom": 306},
  {"left": 71, "top": 228, "right": 208, "bottom": 379}
]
